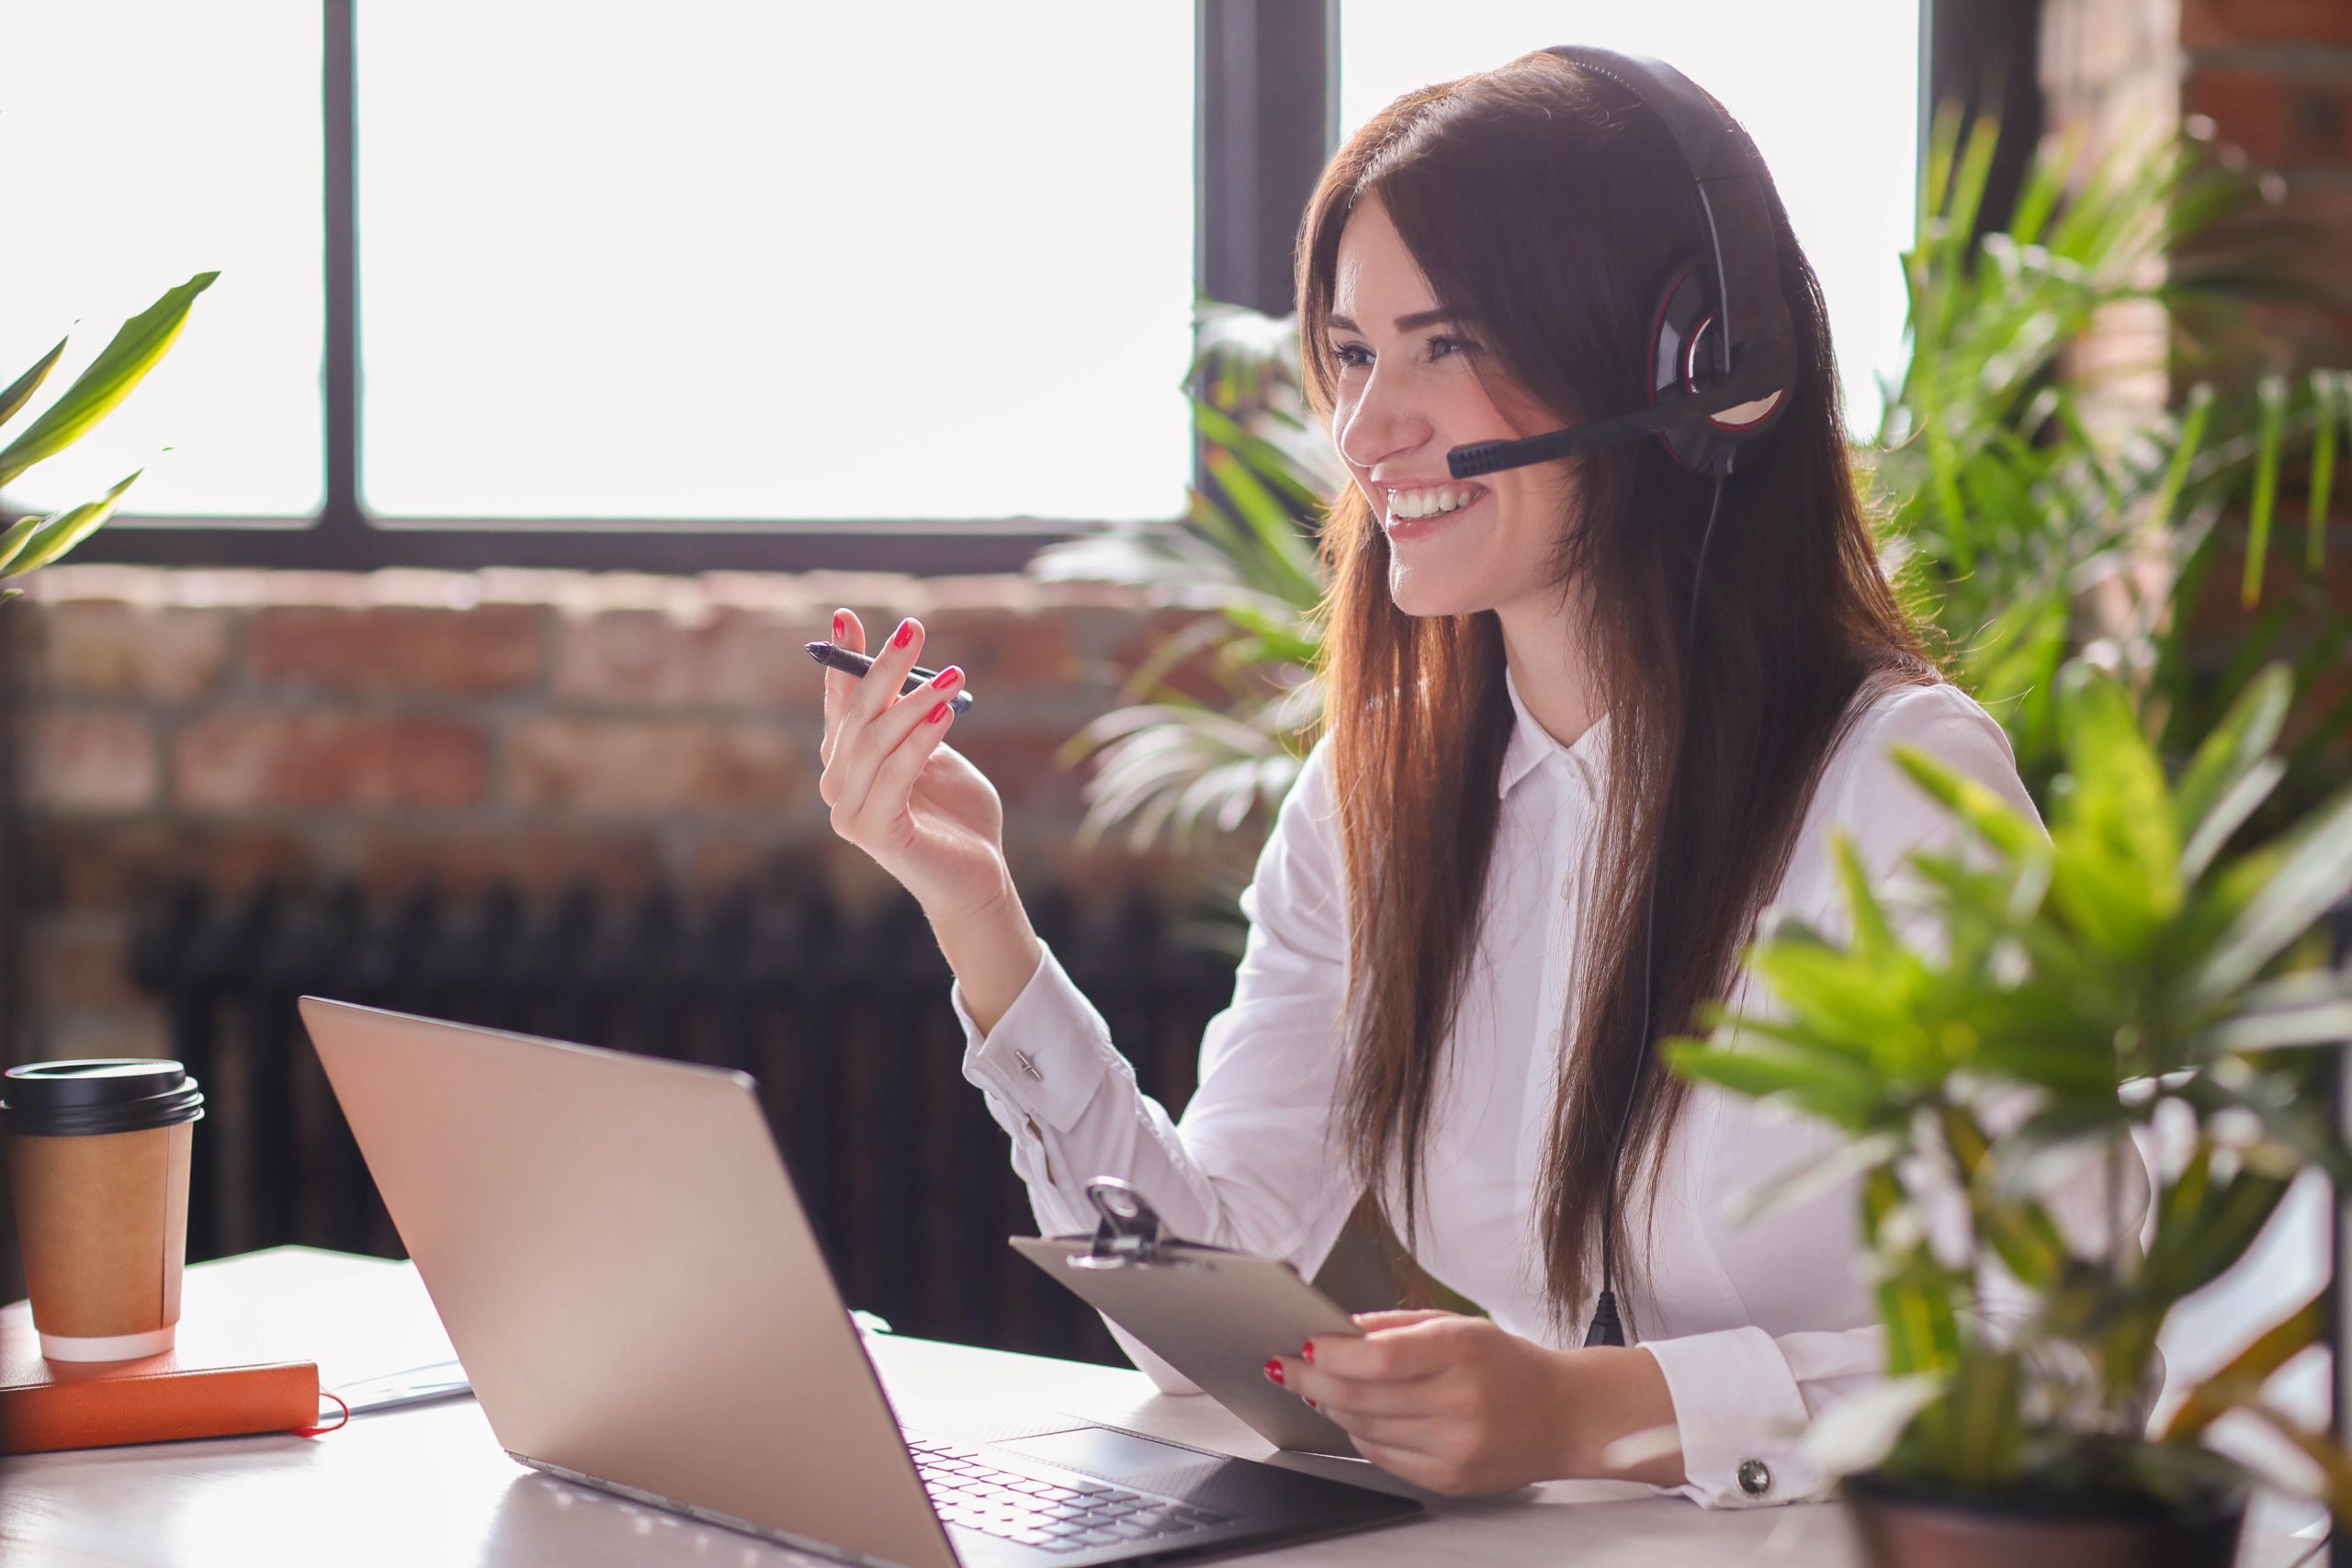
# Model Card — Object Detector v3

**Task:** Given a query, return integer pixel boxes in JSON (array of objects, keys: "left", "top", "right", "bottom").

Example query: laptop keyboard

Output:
[{"left": 906, "top": 1437, "right": 1234, "bottom": 1554}]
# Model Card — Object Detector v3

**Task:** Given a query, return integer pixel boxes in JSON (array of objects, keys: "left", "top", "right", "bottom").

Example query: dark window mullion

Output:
[
  {"left": 1193, "top": 0, "right": 1338, "bottom": 504},
  {"left": 322, "top": 0, "right": 363, "bottom": 539}
]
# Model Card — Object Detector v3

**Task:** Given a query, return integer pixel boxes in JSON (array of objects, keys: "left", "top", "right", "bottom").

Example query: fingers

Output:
[
  {"left": 1350, "top": 1309, "right": 1457, "bottom": 1331},
  {"left": 831, "top": 656, "right": 963, "bottom": 828},
  {"left": 819, "top": 611, "right": 927, "bottom": 810},
  {"left": 1275, "top": 1359, "right": 1442, "bottom": 1419},
  {"left": 846, "top": 665, "right": 963, "bottom": 832},
  {"left": 1305, "top": 1314, "right": 1468, "bottom": 1382},
  {"left": 820, "top": 607, "right": 922, "bottom": 775},
  {"left": 820, "top": 607, "right": 865, "bottom": 769}
]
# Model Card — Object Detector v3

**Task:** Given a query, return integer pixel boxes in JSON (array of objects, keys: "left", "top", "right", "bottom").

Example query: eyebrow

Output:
[{"left": 1325, "top": 309, "right": 1473, "bottom": 333}]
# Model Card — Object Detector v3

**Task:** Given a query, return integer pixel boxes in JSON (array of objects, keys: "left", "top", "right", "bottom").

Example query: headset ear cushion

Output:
[{"left": 1647, "top": 262, "right": 1790, "bottom": 477}]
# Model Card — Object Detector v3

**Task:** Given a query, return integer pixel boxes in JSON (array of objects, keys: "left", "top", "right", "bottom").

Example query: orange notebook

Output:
[{"left": 0, "top": 1301, "right": 321, "bottom": 1454}]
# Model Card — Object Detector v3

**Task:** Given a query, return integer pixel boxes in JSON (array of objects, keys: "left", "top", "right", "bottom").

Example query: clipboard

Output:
[{"left": 1010, "top": 1178, "right": 1363, "bottom": 1458}]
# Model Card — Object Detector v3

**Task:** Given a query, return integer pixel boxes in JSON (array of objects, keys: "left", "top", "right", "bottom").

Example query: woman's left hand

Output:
[{"left": 1266, "top": 1309, "right": 1682, "bottom": 1496}]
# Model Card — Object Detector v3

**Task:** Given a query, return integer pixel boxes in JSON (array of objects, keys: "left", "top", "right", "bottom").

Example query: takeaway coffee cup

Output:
[{"left": 2, "top": 1059, "right": 204, "bottom": 1361}]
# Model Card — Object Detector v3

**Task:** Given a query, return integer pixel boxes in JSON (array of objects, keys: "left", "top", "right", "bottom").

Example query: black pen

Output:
[{"left": 803, "top": 640, "right": 976, "bottom": 716}]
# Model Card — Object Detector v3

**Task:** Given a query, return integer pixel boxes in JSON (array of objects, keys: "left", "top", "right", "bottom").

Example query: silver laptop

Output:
[{"left": 299, "top": 996, "right": 1421, "bottom": 1568}]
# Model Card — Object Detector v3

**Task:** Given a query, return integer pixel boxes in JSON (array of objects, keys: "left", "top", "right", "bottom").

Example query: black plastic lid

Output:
[{"left": 1, "top": 1059, "right": 205, "bottom": 1137}]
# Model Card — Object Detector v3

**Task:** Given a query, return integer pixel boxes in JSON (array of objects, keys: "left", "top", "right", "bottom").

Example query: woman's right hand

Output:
[{"left": 817, "top": 608, "right": 1016, "bottom": 928}]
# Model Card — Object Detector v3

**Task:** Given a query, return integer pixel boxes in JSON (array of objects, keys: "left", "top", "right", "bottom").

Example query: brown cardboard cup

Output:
[{"left": 2, "top": 1060, "right": 204, "bottom": 1362}]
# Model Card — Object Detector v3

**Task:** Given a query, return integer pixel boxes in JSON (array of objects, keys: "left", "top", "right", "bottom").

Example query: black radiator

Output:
[{"left": 127, "top": 874, "right": 1238, "bottom": 1366}]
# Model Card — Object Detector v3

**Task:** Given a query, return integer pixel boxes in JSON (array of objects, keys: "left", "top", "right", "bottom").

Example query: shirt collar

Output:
[{"left": 1499, "top": 663, "right": 1612, "bottom": 801}]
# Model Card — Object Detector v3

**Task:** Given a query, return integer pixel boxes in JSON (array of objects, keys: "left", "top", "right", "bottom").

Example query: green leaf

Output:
[
  {"left": 1878, "top": 1256, "right": 1966, "bottom": 1380},
  {"left": 1198, "top": 442, "right": 1324, "bottom": 612},
  {"left": 0, "top": 468, "right": 145, "bottom": 577},
  {"left": 2195, "top": 970, "right": 2352, "bottom": 1053},
  {"left": 2240, "top": 372, "right": 2288, "bottom": 609},
  {"left": 2147, "top": 383, "right": 2214, "bottom": 541},
  {"left": 2165, "top": 1293, "right": 2324, "bottom": 1442},
  {"left": 2308, "top": 370, "right": 2338, "bottom": 573},
  {"left": 1662, "top": 1038, "right": 1887, "bottom": 1126},
  {"left": 2175, "top": 661, "right": 2290, "bottom": 860},
  {"left": 1828, "top": 830, "right": 1900, "bottom": 963},
  {"left": 0, "top": 272, "right": 218, "bottom": 488},
  {"left": 0, "top": 336, "right": 68, "bottom": 430},
  {"left": 1722, "top": 1131, "right": 1905, "bottom": 1224},
  {"left": 2151, "top": 1165, "right": 2292, "bottom": 1301},
  {"left": 2184, "top": 782, "right": 2352, "bottom": 1008},
  {"left": 2038, "top": 667, "right": 2183, "bottom": 953},
  {"left": 2180, "top": 758, "right": 2287, "bottom": 883},
  {"left": 0, "top": 513, "right": 45, "bottom": 575},
  {"left": 1890, "top": 744, "right": 2047, "bottom": 863},
  {"left": 1940, "top": 1349, "right": 2025, "bottom": 1484}
]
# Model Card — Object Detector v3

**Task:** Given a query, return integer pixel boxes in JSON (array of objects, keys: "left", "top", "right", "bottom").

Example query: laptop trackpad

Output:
[{"left": 997, "top": 1428, "right": 1225, "bottom": 1488}]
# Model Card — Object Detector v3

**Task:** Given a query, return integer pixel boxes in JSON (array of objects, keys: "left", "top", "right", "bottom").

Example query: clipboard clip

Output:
[{"left": 1073, "top": 1177, "right": 1192, "bottom": 1270}]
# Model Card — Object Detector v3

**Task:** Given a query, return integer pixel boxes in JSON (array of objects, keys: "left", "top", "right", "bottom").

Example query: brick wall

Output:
[
  {"left": 11, "top": 563, "right": 1212, "bottom": 1060},
  {"left": 2043, "top": 0, "right": 2352, "bottom": 373},
  {"left": 2041, "top": 0, "right": 2352, "bottom": 719}
]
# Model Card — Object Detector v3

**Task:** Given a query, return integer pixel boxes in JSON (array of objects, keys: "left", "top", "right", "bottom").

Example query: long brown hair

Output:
[{"left": 1295, "top": 51, "right": 1936, "bottom": 1334}]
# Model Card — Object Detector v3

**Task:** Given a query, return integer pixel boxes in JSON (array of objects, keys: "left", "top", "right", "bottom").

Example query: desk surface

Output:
[{"left": 0, "top": 1248, "right": 2321, "bottom": 1568}]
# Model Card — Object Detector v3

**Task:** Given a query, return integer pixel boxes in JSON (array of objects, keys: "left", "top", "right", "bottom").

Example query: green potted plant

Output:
[
  {"left": 0, "top": 271, "right": 219, "bottom": 593},
  {"left": 1665, "top": 656, "right": 2352, "bottom": 1566}
]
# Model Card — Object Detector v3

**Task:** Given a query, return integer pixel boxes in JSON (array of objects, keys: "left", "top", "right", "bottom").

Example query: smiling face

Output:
[{"left": 1324, "top": 190, "right": 1580, "bottom": 619}]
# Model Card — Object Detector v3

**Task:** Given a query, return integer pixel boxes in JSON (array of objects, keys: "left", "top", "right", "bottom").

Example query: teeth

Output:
[{"left": 1388, "top": 486, "right": 1481, "bottom": 520}]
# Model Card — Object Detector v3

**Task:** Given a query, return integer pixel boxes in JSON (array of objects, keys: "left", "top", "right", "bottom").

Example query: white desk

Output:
[{"left": 0, "top": 1248, "right": 2320, "bottom": 1567}]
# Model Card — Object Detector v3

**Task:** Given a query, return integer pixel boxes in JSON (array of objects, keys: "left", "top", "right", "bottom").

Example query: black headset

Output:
[
  {"left": 1445, "top": 46, "right": 1796, "bottom": 481},
  {"left": 1433, "top": 48, "right": 1798, "bottom": 1348}
]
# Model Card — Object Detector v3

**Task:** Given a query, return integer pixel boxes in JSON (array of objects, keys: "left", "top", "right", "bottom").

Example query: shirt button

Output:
[{"left": 1736, "top": 1459, "right": 1772, "bottom": 1498}]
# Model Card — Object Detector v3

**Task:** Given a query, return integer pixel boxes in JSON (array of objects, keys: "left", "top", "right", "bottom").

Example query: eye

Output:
[{"left": 1327, "top": 333, "right": 1479, "bottom": 369}]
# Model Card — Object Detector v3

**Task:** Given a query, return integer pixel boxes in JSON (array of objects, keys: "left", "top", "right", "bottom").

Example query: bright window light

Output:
[
  {"left": 356, "top": 4, "right": 1197, "bottom": 525},
  {"left": 0, "top": 5, "right": 325, "bottom": 520},
  {"left": 1339, "top": 4, "right": 1920, "bottom": 434}
]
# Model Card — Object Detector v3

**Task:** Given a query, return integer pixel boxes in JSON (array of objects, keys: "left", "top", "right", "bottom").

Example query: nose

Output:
[{"left": 1335, "top": 365, "right": 1431, "bottom": 475}]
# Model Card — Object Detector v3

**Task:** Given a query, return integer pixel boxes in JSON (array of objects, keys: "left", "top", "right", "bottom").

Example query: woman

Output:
[{"left": 816, "top": 51, "right": 2137, "bottom": 1508}]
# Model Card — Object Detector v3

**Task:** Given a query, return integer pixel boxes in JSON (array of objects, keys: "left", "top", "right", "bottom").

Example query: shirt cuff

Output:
[
  {"left": 1643, "top": 1327, "right": 1825, "bottom": 1507},
  {"left": 953, "top": 942, "right": 1127, "bottom": 1135}
]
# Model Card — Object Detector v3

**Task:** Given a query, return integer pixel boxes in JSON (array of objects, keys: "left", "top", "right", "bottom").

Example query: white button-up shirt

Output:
[{"left": 953, "top": 667, "right": 2073, "bottom": 1508}]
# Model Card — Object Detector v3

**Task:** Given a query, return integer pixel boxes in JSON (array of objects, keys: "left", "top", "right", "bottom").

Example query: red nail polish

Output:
[
  {"left": 932, "top": 666, "right": 961, "bottom": 688},
  {"left": 832, "top": 612, "right": 846, "bottom": 637},
  {"left": 1262, "top": 1359, "right": 1283, "bottom": 1384},
  {"left": 1301, "top": 1340, "right": 1315, "bottom": 1363},
  {"left": 926, "top": 702, "right": 950, "bottom": 724},
  {"left": 894, "top": 619, "right": 915, "bottom": 648}
]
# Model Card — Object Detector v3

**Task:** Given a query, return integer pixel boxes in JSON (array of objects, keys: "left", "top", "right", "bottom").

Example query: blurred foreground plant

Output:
[{"left": 1667, "top": 657, "right": 2352, "bottom": 1514}]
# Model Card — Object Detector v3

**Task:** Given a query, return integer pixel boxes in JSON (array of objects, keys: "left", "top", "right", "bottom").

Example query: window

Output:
[
  {"left": 1339, "top": 3, "right": 1921, "bottom": 434},
  {"left": 2, "top": 2, "right": 1195, "bottom": 569},
  {"left": 354, "top": 4, "right": 1194, "bottom": 526},
  {"left": 0, "top": 4, "right": 325, "bottom": 520}
]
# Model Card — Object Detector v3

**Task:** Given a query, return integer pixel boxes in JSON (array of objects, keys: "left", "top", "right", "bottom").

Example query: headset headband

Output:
[{"left": 1543, "top": 46, "right": 1796, "bottom": 395}]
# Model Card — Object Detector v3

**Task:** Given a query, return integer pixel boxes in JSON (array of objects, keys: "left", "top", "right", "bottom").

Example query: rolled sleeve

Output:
[{"left": 1644, "top": 1328, "right": 1826, "bottom": 1507}]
